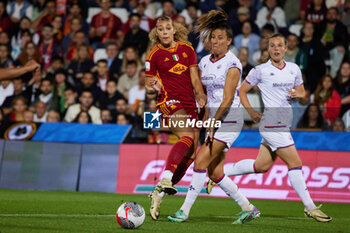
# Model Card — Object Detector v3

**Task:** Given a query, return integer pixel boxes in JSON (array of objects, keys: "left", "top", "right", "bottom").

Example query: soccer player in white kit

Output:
[
  {"left": 223, "top": 33, "right": 331, "bottom": 222},
  {"left": 168, "top": 10, "right": 260, "bottom": 224}
]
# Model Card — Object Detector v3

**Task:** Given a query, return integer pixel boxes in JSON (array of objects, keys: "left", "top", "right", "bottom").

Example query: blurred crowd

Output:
[{"left": 0, "top": 0, "right": 349, "bottom": 144}]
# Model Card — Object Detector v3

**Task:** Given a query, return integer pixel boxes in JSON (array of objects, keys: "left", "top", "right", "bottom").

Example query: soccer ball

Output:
[{"left": 116, "top": 202, "right": 145, "bottom": 229}]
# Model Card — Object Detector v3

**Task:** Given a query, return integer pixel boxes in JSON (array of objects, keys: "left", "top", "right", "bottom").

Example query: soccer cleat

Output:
[
  {"left": 232, "top": 206, "right": 260, "bottom": 224},
  {"left": 304, "top": 205, "right": 332, "bottom": 222},
  {"left": 206, "top": 179, "right": 216, "bottom": 194},
  {"left": 157, "top": 178, "right": 177, "bottom": 195},
  {"left": 149, "top": 190, "right": 163, "bottom": 220},
  {"left": 168, "top": 209, "right": 188, "bottom": 222}
]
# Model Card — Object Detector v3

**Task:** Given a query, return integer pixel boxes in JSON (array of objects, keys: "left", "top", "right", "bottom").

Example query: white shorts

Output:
[
  {"left": 206, "top": 122, "right": 243, "bottom": 152},
  {"left": 260, "top": 131, "right": 295, "bottom": 152}
]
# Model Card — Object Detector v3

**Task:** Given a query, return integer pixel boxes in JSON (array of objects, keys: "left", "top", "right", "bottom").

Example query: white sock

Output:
[
  {"left": 288, "top": 168, "right": 316, "bottom": 210},
  {"left": 217, "top": 175, "right": 252, "bottom": 211},
  {"left": 162, "top": 170, "right": 173, "bottom": 180},
  {"left": 224, "top": 159, "right": 256, "bottom": 176},
  {"left": 180, "top": 169, "right": 206, "bottom": 216}
]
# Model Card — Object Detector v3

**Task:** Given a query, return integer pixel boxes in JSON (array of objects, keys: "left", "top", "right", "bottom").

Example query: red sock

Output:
[
  {"left": 171, "top": 157, "right": 194, "bottom": 185},
  {"left": 165, "top": 136, "right": 194, "bottom": 173}
]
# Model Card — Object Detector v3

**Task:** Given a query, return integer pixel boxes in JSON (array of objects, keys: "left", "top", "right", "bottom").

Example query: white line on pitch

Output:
[{"left": 0, "top": 214, "right": 115, "bottom": 217}]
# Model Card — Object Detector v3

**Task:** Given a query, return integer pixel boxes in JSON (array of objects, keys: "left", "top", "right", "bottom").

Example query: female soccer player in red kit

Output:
[{"left": 145, "top": 16, "right": 206, "bottom": 220}]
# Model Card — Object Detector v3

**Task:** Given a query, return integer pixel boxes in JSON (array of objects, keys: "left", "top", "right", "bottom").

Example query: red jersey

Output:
[{"left": 145, "top": 41, "right": 197, "bottom": 108}]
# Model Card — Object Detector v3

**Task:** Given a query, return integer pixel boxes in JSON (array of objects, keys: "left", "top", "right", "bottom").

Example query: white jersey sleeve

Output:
[
  {"left": 245, "top": 66, "right": 261, "bottom": 86},
  {"left": 294, "top": 65, "right": 303, "bottom": 86}
]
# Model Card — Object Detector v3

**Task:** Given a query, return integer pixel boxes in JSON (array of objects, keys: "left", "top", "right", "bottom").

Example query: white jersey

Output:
[
  {"left": 246, "top": 60, "right": 303, "bottom": 128},
  {"left": 199, "top": 51, "right": 242, "bottom": 121}
]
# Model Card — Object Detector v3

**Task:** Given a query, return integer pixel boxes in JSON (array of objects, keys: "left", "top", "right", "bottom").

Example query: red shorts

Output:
[{"left": 157, "top": 99, "right": 199, "bottom": 128}]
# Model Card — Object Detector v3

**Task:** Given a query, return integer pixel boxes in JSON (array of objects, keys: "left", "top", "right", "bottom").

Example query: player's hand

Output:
[
  {"left": 248, "top": 109, "right": 263, "bottom": 123},
  {"left": 25, "top": 60, "right": 40, "bottom": 73},
  {"left": 196, "top": 93, "right": 207, "bottom": 108},
  {"left": 150, "top": 77, "right": 161, "bottom": 92},
  {"left": 205, "top": 126, "right": 215, "bottom": 146},
  {"left": 288, "top": 88, "right": 303, "bottom": 99}
]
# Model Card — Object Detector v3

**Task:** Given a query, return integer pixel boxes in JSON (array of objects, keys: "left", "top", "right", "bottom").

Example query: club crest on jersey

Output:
[
  {"left": 169, "top": 63, "right": 188, "bottom": 75},
  {"left": 172, "top": 54, "right": 179, "bottom": 61}
]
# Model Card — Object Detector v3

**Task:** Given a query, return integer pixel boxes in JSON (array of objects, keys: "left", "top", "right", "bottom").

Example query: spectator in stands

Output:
[
  {"left": 0, "top": 32, "right": 11, "bottom": 49},
  {"left": 53, "top": 69, "right": 71, "bottom": 114},
  {"left": 2, "top": 78, "right": 30, "bottom": 114},
  {"left": 285, "top": 33, "right": 308, "bottom": 73},
  {"left": 228, "top": 0, "right": 257, "bottom": 25},
  {"left": 283, "top": 0, "right": 300, "bottom": 26},
  {"left": 39, "top": 24, "right": 63, "bottom": 70},
  {"left": 62, "top": 17, "right": 83, "bottom": 54},
  {"left": 316, "top": 7, "right": 348, "bottom": 78},
  {"left": 180, "top": 2, "right": 200, "bottom": 29},
  {"left": 73, "top": 110, "right": 92, "bottom": 123},
  {"left": 65, "top": 30, "right": 93, "bottom": 63},
  {"left": 12, "top": 30, "right": 32, "bottom": 62},
  {"left": 128, "top": 69, "right": 146, "bottom": 113},
  {"left": 63, "top": 87, "right": 78, "bottom": 114},
  {"left": 31, "top": 0, "right": 57, "bottom": 31},
  {"left": 121, "top": 13, "right": 149, "bottom": 56},
  {"left": 230, "top": 6, "right": 259, "bottom": 37},
  {"left": 297, "top": 103, "right": 328, "bottom": 130},
  {"left": 16, "top": 41, "right": 43, "bottom": 67},
  {"left": 0, "top": 44, "right": 14, "bottom": 68},
  {"left": 89, "top": 0, "right": 123, "bottom": 49},
  {"left": 64, "top": 89, "right": 102, "bottom": 124},
  {"left": 33, "top": 101, "right": 47, "bottom": 122},
  {"left": 299, "top": 21, "right": 327, "bottom": 92},
  {"left": 255, "top": 0, "right": 286, "bottom": 32},
  {"left": 6, "top": 95, "right": 28, "bottom": 122},
  {"left": 0, "top": 2, "right": 12, "bottom": 34},
  {"left": 98, "top": 79, "right": 123, "bottom": 111},
  {"left": 77, "top": 72, "right": 102, "bottom": 102},
  {"left": 115, "top": 97, "right": 128, "bottom": 116},
  {"left": 95, "top": 59, "right": 110, "bottom": 92},
  {"left": 120, "top": 46, "right": 143, "bottom": 74},
  {"left": 0, "top": 80, "right": 14, "bottom": 106},
  {"left": 51, "top": 15, "right": 63, "bottom": 42},
  {"left": 118, "top": 60, "right": 140, "bottom": 99},
  {"left": 23, "top": 109, "right": 34, "bottom": 122},
  {"left": 251, "top": 37, "right": 268, "bottom": 65},
  {"left": 314, "top": 74, "right": 342, "bottom": 125},
  {"left": 334, "top": 61, "right": 350, "bottom": 115},
  {"left": 332, "top": 117, "right": 345, "bottom": 131},
  {"left": 46, "top": 110, "right": 60, "bottom": 122},
  {"left": 339, "top": 0, "right": 350, "bottom": 36},
  {"left": 7, "top": 0, "right": 33, "bottom": 25},
  {"left": 234, "top": 20, "right": 260, "bottom": 57},
  {"left": 36, "top": 79, "right": 57, "bottom": 111},
  {"left": 27, "top": 66, "right": 42, "bottom": 104},
  {"left": 305, "top": 0, "right": 328, "bottom": 24},
  {"left": 237, "top": 47, "right": 253, "bottom": 80},
  {"left": 100, "top": 109, "right": 112, "bottom": 123},
  {"left": 45, "top": 56, "right": 65, "bottom": 81},
  {"left": 116, "top": 112, "right": 130, "bottom": 125},
  {"left": 106, "top": 42, "right": 122, "bottom": 80},
  {"left": 63, "top": 3, "right": 89, "bottom": 37},
  {"left": 122, "top": 1, "right": 156, "bottom": 34},
  {"left": 292, "top": 88, "right": 311, "bottom": 129},
  {"left": 67, "top": 44, "right": 95, "bottom": 84},
  {"left": 156, "top": 0, "right": 178, "bottom": 21}
]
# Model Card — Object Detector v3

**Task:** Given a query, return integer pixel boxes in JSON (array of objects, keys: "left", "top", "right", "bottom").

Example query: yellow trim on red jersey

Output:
[
  {"left": 155, "top": 72, "right": 168, "bottom": 106},
  {"left": 146, "top": 46, "right": 160, "bottom": 61}
]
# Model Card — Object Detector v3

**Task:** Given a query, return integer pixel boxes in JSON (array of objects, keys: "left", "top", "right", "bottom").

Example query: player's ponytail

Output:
[
  {"left": 149, "top": 16, "right": 191, "bottom": 47},
  {"left": 195, "top": 9, "right": 233, "bottom": 48}
]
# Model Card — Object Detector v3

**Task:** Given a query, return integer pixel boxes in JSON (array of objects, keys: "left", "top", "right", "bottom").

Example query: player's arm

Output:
[
  {"left": 190, "top": 66, "right": 206, "bottom": 108},
  {"left": 239, "top": 80, "right": 263, "bottom": 123},
  {"left": 288, "top": 84, "right": 305, "bottom": 99},
  {"left": 0, "top": 60, "right": 40, "bottom": 80}
]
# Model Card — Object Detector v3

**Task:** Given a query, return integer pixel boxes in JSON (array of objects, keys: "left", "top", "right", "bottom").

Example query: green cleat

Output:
[
  {"left": 168, "top": 209, "right": 188, "bottom": 222},
  {"left": 232, "top": 206, "right": 260, "bottom": 224}
]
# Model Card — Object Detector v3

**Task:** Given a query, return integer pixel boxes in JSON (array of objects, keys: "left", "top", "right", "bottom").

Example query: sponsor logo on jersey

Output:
[
  {"left": 145, "top": 62, "right": 150, "bottom": 71},
  {"left": 169, "top": 63, "right": 188, "bottom": 75},
  {"left": 172, "top": 54, "right": 179, "bottom": 61}
]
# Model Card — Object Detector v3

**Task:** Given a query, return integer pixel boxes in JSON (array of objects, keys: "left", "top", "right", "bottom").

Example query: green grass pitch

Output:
[{"left": 0, "top": 189, "right": 349, "bottom": 233}]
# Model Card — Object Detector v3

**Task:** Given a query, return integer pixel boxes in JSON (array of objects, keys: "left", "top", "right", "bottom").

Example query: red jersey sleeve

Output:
[
  {"left": 145, "top": 46, "right": 159, "bottom": 77},
  {"left": 187, "top": 45, "right": 197, "bottom": 67}
]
